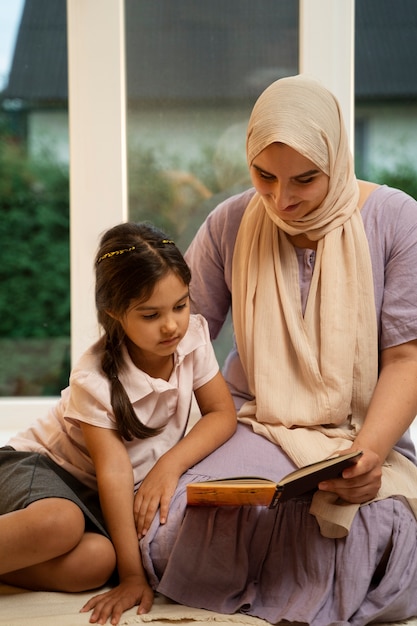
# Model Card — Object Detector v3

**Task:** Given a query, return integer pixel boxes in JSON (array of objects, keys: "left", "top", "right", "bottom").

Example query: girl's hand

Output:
[
  {"left": 318, "top": 447, "right": 382, "bottom": 504},
  {"left": 133, "top": 459, "right": 180, "bottom": 537},
  {"left": 81, "top": 575, "right": 153, "bottom": 625},
  {"left": 132, "top": 371, "right": 236, "bottom": 537}
]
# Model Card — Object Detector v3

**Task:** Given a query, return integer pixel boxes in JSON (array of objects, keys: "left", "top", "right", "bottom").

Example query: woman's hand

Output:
[
  {"left": 134, "top": 458, "right": 181, "bottom": 537},
  {"left": 318, "top": 447, "right": 382, "bottom": 503},
  {"left": 81, "top": 575, "right": 153, "bottom": 625},
  {"left": 319, "top": 341, "right": 417, "bottom": 504}
]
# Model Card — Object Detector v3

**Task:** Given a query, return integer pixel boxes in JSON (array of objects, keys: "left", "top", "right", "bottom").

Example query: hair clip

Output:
[
  {"left": 97, "top": 246, "right": 136, "bottom": 264},
  {"left": 162, "top": 239, "right": 175, "bottom": 244}
]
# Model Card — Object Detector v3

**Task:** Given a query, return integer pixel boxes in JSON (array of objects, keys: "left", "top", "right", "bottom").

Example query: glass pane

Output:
[
  {"left": 125, "top": 0, "right": 298, "bottom": 364},
  {"left": 354, "top": 0, "right": 417, "bottom": 199},
  {"left": 0, "top": 0, "right": 70, "bottom": 396}
]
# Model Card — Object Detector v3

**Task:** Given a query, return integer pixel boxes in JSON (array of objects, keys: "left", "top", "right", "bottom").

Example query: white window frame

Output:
[
  {"left": 299, "top": 0, "right": 355, "bottom": 149},
  {"left": 0, "top": 0, "right": 355, "bottom": 426}
]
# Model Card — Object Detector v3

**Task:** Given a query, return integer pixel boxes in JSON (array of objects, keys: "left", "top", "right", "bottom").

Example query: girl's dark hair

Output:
[{"left": 94, "top": 221, "right": 191, "bottom": 441}]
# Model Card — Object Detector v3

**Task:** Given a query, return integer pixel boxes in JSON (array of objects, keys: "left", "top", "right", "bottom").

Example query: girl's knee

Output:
[
  {"left": 27, "top": 498, "right": 85, "bottom": 551},
  {"left": 63, "top": 533, "right": 116, "bottom": 591},
  {"left": 83, "top": 533, "right": 116, "bottom": 571}
]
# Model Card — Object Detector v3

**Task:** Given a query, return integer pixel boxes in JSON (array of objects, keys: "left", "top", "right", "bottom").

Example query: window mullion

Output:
[{"left": 67, "top": 0, "right": 128, "bottom": 365}]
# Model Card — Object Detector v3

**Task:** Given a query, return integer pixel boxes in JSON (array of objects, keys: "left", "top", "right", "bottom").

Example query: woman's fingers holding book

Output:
[{"left": 319, "top": 448, "right": 382, "bottom": 503}]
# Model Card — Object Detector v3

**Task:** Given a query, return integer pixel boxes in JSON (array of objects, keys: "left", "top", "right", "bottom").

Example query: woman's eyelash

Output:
[
  {"left": 258, "top": 171, "right": 315, "bottom": 184},
  {"left": 258, "top": 171, "right": 275, "bottom": 180}
]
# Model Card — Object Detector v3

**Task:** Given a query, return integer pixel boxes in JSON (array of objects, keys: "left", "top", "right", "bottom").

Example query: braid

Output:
[
  {"left": 101, "top": 334, "right": 161, "bottom": 440},
  {"left": 95, "top": 221, "right": 190, "bottom": 441}
]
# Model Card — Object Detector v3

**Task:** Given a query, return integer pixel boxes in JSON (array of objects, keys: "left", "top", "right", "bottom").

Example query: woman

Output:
[{"left": 140, "top": 75, "right": 417, "bottom": 626}]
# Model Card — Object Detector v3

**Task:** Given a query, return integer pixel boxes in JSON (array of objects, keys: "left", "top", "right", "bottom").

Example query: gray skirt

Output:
[{"left": 0, "top": 446, "right": 108, "bottom": 537}]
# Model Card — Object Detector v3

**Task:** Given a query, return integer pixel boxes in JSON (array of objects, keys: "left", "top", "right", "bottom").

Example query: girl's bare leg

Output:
[
  {"left": 0, "top": 498, "right": 116, "bottom": 591},
  {"left": 0, "top": 532, "right": 116, "bottom": 591}
]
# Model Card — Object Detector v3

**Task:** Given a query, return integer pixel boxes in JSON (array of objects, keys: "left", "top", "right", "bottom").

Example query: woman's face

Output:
[{"left": 250, "top": 142, "right": 329, "bottom": 221}]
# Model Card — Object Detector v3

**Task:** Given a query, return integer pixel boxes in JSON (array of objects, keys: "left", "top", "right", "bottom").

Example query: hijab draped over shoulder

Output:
[
  {"left": 232, "top": 75, "right": 417, "bottom": 536},
  {"left": 233, "top": 74, "right": 377, "bottom": 456}
]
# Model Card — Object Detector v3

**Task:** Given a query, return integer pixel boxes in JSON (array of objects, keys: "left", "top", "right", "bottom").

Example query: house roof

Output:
[
  {"left": 4, "top": 0, "right": 68, "bottom": 101},
  {"left": 125, "top": 0, "right": 298, "bottom": 101},
  {"left": 2, "top": 0, "right": 417, "bottom": 103}
]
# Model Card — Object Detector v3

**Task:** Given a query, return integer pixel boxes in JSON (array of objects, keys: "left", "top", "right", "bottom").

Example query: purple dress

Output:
[{"left": 140, "top": 185, "right": 417, "bottom": 626}]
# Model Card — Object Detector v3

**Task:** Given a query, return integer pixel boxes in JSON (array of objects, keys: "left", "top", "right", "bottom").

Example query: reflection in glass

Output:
[
  {"left": 126, "top": 0, "right": 298, "bottom": 249},
  {"left": 125, "top": 1, "right": 298, "bottom": 365}
]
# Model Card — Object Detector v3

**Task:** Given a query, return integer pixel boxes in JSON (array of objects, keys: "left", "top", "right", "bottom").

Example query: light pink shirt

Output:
[{"left": 8, "top": 314, "right": 219, "bottom": 490}]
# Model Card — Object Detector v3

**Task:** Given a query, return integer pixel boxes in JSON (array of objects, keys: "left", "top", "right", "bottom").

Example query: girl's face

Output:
[
  {"left": 250, "top": 142, "right": 329, "bottom": 221},
  {"left": 115, "top": 271, "right": 190, "bottom": 370}
]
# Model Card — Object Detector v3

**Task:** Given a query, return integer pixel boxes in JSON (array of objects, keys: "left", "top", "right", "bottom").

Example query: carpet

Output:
[
  {"left": 0, "top": 584, "right": 269, "bottom": 625},
  {"left": 1, "top": 583, "right": 417, "bottom": 626}
]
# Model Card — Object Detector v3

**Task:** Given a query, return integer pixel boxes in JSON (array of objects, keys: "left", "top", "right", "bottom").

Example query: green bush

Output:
[
  {"left": 0, "top": 133, "right": 70, "bottom": 395},
  {"left": 0, "top": 138, "right": 70, "bottom": 339},
  {"left": 371, "top": 165, "right": 417, "bottom": 200}
]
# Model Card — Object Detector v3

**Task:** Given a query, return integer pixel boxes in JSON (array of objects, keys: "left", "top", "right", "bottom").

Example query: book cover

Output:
[{"left": 187, "top": 450, "right": 362, "bottom": 508}]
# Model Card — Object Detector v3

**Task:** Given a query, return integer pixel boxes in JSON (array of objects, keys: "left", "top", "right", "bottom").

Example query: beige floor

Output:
[
  {"left": 1, "top": 582, "right": 417, "bottom": 626},
  {"left": 0, "top": 583, "right": 268, "bottom": 625}
]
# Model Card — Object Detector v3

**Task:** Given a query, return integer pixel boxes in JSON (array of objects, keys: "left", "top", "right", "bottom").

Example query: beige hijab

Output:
[
  {"left": 234, "top": 74, "right": 378, "bottom": 456},
  {"left": 232, "top": 75, "right": 417, "bottom": 536}
]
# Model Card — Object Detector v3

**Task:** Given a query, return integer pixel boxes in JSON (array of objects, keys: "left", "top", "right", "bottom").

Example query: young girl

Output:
[{"left": 0, "top": 222, "right": 236, "bottom": 625}]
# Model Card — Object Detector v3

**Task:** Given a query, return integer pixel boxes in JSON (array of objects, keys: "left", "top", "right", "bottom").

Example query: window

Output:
[
  {"left": 125, "top": 0, "right": 298, "bottom": 363},
  {"left": 0, "top": 0, "right": 355, "bottom": 434},
  {"left": 0, "top": 0, "right": 70, "bottom": 404}
]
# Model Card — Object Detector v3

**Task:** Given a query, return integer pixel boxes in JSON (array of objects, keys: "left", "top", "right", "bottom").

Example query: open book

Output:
[{"left": 187, "top": 450, "right": 362, "bottom": 508}]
